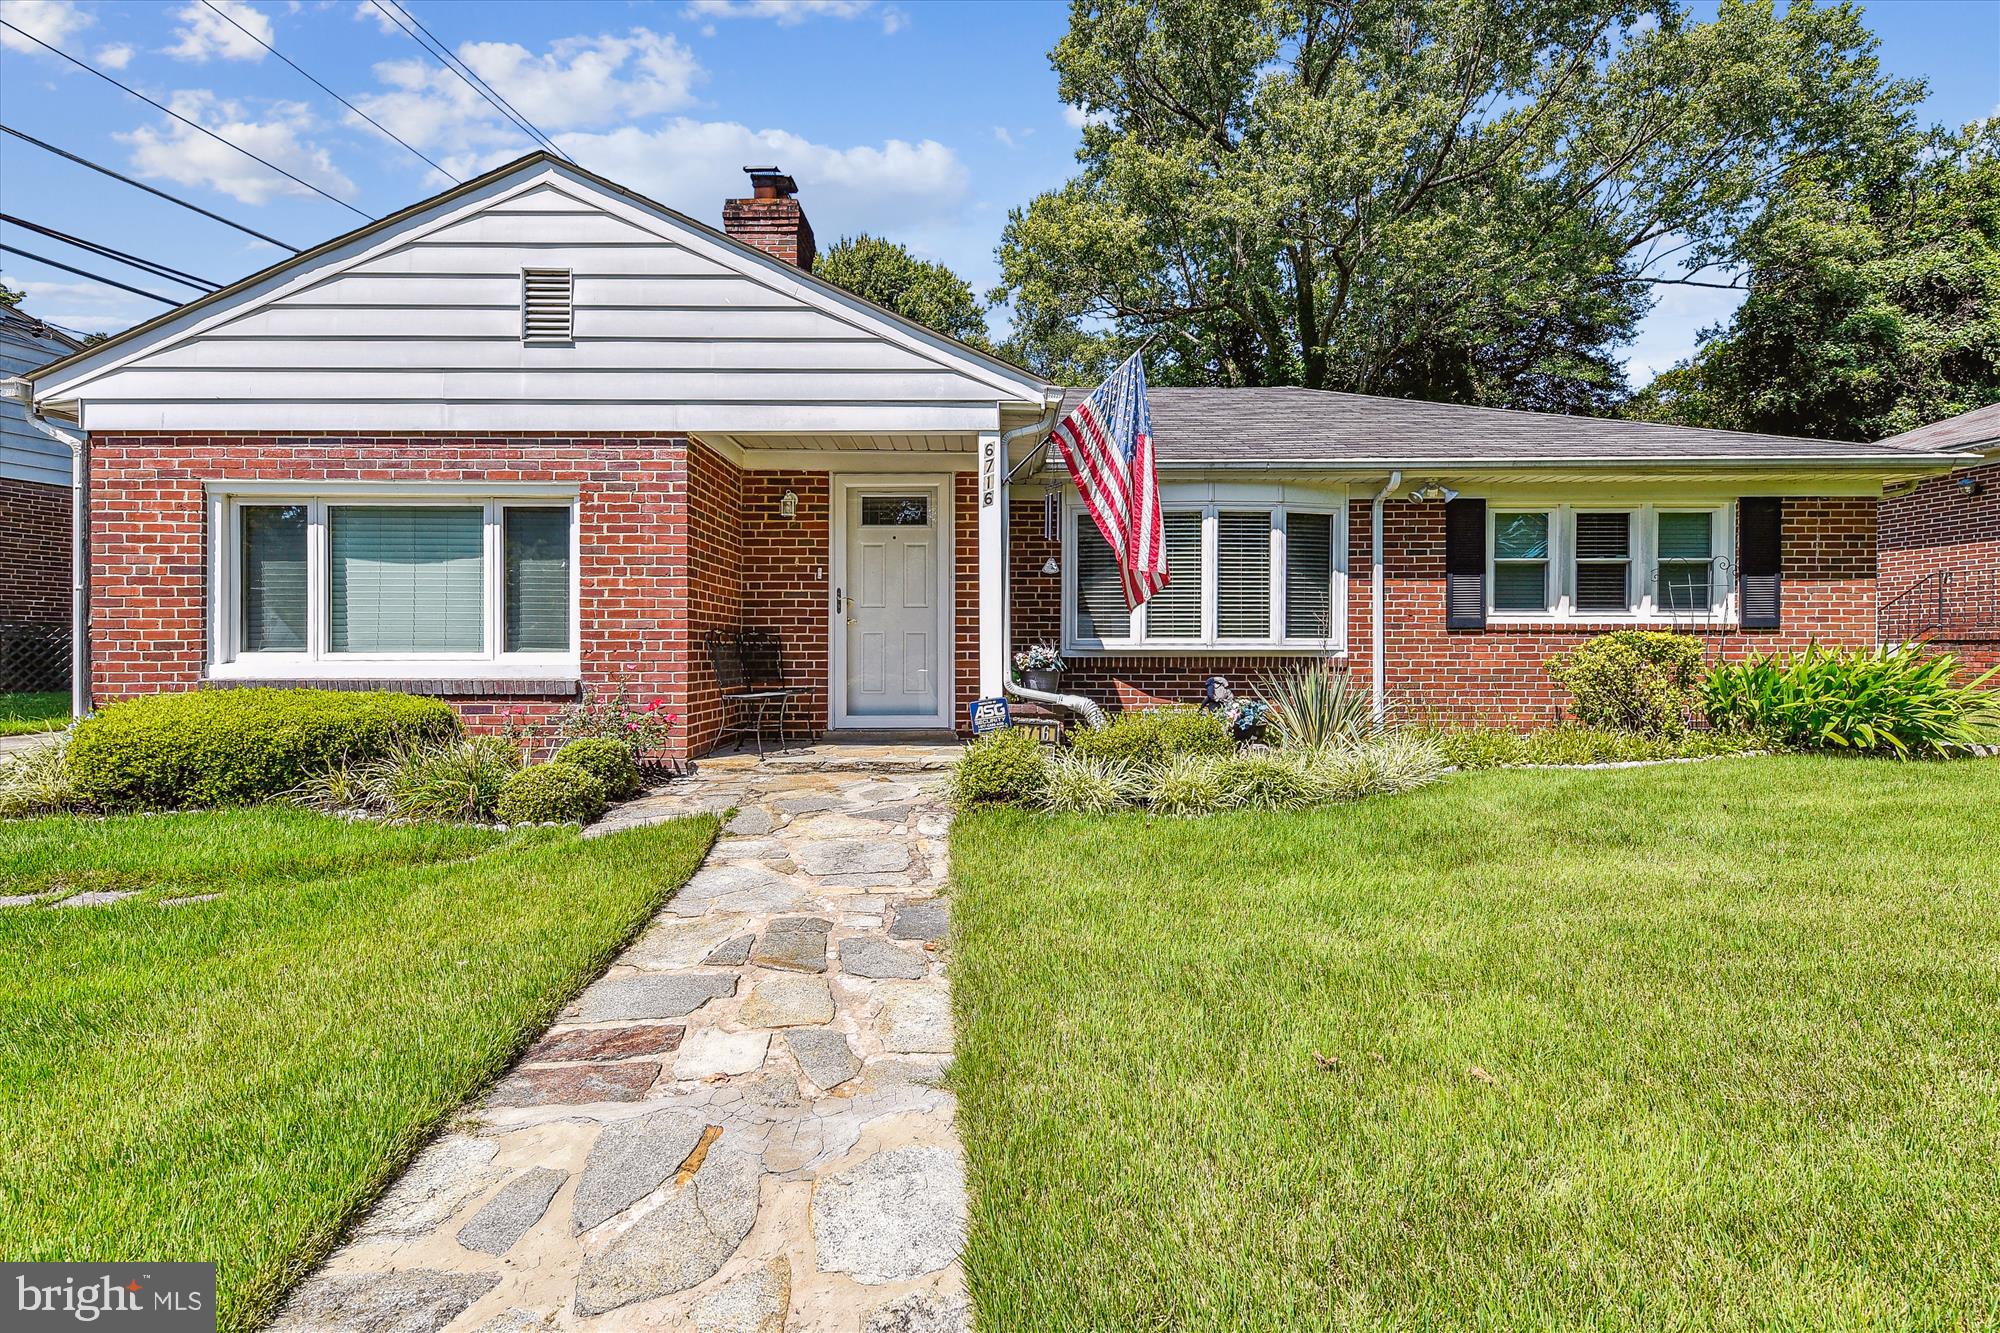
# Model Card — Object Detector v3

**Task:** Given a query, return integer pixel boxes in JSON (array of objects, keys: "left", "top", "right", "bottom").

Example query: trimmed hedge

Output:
[
  {"left": 68, "top": 688, "right": 460, "bottom": 810},
  {"left": 495, "top": 761, "right": 607, "bottom": 825},
  {"left": 1068, "top": 707, "right": 1233, "bottom": 767},
  {"left": 953, "top": 728, "right": 1050, "bottom": 806},
  {"left": 553, "top": 737, "right": 642, "bottom": 801}
]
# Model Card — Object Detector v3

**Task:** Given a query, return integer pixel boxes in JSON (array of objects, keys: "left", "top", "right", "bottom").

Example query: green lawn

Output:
[
  {"left": 0, "top": 807, "right": 717, "bottom": 1331},
  {"left": 0, "top": 690, "right": 68, "bottom": 736},
  {"left": 949, "top": 756, "right": 2000, "bottom": 1330}
]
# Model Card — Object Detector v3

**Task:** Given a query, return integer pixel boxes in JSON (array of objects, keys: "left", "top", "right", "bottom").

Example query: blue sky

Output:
[{"left": 2, "top": 0, "right": 1995, "bottom": 389}]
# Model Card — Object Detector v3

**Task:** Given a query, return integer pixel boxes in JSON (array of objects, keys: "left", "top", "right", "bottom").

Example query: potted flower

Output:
[{"left": 1013, "top": 643, "right": 1068, "bottom": 693}]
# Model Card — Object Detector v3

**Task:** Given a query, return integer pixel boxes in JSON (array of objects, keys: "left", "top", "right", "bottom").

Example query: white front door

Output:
[{"left": 835, "top": 480, "right": 948, "bottom": 727}]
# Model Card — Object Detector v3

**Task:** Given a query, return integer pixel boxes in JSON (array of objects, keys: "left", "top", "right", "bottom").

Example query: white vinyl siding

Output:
[
  {"left": 2, "top": 318, "right": 81, "bottom": 487},
  {"left": 1065, "top": 501, "right": 1345, "bottom": 652},
  {"left": 1485, "top": 500, "right": 1733, "bottom": 623}
]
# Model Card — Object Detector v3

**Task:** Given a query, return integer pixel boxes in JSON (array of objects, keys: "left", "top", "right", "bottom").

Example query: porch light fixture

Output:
[
  {"left": 779, "top": 489, "right": 798, "bottom": 519},
  {"left": 1408, "top": 481, "right": 1459, "bottom": 503},
  {"left": 1957, "top": 473, "right": 1982, "bottom": 498}
]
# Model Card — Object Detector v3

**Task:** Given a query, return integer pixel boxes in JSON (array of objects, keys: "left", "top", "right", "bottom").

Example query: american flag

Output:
[{"left": 1051, "top": 350, "right": 1168, "bottom": 608}]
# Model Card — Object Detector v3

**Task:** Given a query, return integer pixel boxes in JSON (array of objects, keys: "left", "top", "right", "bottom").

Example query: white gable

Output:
[{"left": 32, "top": 162, "right": 1047, "bottom": 434}]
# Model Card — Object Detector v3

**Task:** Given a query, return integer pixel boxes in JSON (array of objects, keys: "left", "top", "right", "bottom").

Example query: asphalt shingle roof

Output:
[
  {"left": 1878, "top": 402, "right": 2000, "bottom": 457},
  {"left": 1058, "top": 386, "right": 1951, "bottom": 465}
]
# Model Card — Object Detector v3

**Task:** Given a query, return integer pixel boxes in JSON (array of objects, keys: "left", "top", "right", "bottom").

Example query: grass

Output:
[
  {"left": 949, "top": 756, "right": 2000, "bottom": 1330},
  {"left": 0, "top": 690, "right": 68, "bottom": 736},
  {"left": 0, "top": 807, "right": 717, "bottom": 1331}
]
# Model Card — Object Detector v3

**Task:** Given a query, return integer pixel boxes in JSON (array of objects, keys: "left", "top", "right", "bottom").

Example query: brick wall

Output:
[
  {"left": 0, "top": 474, "right": 71, "bottom": 625},
  {"left": 1879, "top": 459, "right": 2000, "bottom": 674},
  {"left": 1010, "top": 493, "right": 1879, "bottom": 723},
  {"left": 741, "top": 471, "right": 832, "bottom": 737},
  {"left": 684, "top": 441, "right": 743, "bottom": 754}
]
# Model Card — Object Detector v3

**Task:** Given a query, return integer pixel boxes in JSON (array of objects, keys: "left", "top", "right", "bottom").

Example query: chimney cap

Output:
[{"left": 742, "top": 165, "right": 798, "bottom": 199}]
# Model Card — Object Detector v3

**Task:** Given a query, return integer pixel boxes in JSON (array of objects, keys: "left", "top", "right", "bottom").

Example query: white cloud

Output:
[
  {"left": 681, "top": 0, "right": 904, "bottom": 33},
  {"left": 97, "top": 42, "right": 133, "bottom": 68},
  {"left": 351, "top": 28, "right": 703, "bottom": 155},
  {"left": 166, "top": 0, "right": 273, "bottom": 61},
  {"left": 118, "top": 91, "right": 357, "bottom": 205},
  {"left": 351, "top": 0, "right": 401, "bottom": 36},
  {"left": 993, "top": 126, "right": 1034, "bottom": 148},
  {"left": 0, "top": 0, "right": 93, "bottom": 54},
  {"left": 1062, "top": 104, "right": 1111, "bottom": 130},
  {"left": 0, "top": 272, "right": 158, "bottom": 335},
  {"left": 1624, "top": 278, "right": 1747, "bottom": 386}
]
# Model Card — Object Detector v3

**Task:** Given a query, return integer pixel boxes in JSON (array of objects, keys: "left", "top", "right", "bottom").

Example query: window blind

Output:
[
  {"left": 240, "top": 505, "right": 307, "bottom": 652},
  {"left": 329, "top": 506, "right": 484, "bottom": 654},
  {"left": 1217, "top": 511, "right": 1271, "bottom": 638},
  {"left": 1075, "top": 517, "right": 1130, "bottom": 639},
  {"left": 1657, "top": 511, "right": 1714, "bottom": 611},
  {"left": 1284, "top": 512, "right": 1334, "bottom": 638},
  {"left": 504, "top": 507, "right": 571, "bottom": 652},
  {"left": 1144, "top": 512, "right": 1202, "bottom": 638},
  {"left": 1574, "top": 511, "right": 1631, "bottom": 612}
]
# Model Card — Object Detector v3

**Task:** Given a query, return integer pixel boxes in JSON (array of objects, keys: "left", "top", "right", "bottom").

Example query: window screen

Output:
[
  {"left": 1075, "top": 516, "right": 1130, "bottom": 640},
  {"left": 1143, "top": 512, "right": 1202, "bottom": 639},
  {"left": 1573, "top": 512, "right": 1631, "bottom": 613},
  {"left": 329, "top": 506, "right": 484, "bottom": 654},
  {"left": 1285, "top": 512, "right": 1335, "bottom": 638},
  {"left": 1492, "top": 512, "right": 1551, "bottom": 611},
  {"left": 504, "top": 507, "right": 571, "bottom": 652},
  {"left": 1217, "top": 511, "right": 1272, "bottom": 638},
  {"left": 1657, "top": 511, "right": 1715, "bottom": 611},
  {"left": 240, "top": 504, "right": 307, "bottom": 652}
]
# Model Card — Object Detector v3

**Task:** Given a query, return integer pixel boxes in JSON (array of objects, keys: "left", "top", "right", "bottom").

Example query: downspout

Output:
[
  {"left": 1370, "top": 471, "right": 1402, "bottom": 727},
  {"left": 5, "top": 380, "right": 89, "bottom": 724}
]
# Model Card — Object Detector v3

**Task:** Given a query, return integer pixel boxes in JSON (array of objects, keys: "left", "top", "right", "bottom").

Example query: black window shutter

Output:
[
  {"left": 1445, "top": 497, "right": 1486, "bottom": 630},
  {"left": 1738, "top": 497, "right": 1782, "bottom": 628}
]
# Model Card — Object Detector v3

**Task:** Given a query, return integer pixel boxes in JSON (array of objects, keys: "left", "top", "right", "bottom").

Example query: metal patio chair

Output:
[
  {"left": 703, "top": 629, "right": 793, "bottom": 758},
  {"left": 738, "top": 628, "right": 804, "bottom": 747}
]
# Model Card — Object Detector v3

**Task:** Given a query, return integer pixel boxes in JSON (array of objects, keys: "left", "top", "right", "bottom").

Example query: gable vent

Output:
[{"left": 521, "top": 268, "right": 573, "bottom": 344}]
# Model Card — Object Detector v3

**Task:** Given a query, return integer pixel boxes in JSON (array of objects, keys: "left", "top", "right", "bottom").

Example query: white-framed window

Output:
[
  {"left": 1485, "top": 500, "right": 1732, "bottom": 622},
  {"left": 1064, "top": 502, "right": 1345, "bottom": 652},
  {"left": 211, "top": 490, "right": 580, "bottom": 678}
]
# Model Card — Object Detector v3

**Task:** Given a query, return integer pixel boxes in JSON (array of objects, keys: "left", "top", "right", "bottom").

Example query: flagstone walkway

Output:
[{"left": 272, "top": 763, "right": 969, "bottom": 1333}]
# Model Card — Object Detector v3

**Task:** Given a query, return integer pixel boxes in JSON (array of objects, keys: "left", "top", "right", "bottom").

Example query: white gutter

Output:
[
  {"left": 1369, "top": 471, "right": 1402, "bottom": 726},
  {"left": 1150, "top": 454, "right": 1964, "bottom": 470},
  {"left": 6, "top": 378, "right": 89, "bottom": 723}
]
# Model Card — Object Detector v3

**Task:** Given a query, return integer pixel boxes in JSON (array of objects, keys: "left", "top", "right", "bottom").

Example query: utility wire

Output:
[
  {"left": 0, "top": 124, "right": 303, "bottom": 253},
  {"left": 387, "top": 2, "right": 564, "bottom": 159},
  {"left": 0, "top": 243, "right": 181, "bottom": 305},
  {"left": 367, "top": 0, "right": 570, "bottom": 162},
  {"left": 0, "top": 19, "right": 373, "bottom": 220},
  {"left": 196, "top": 0, "right": 460, "bottom": 182},
  {"left": 1, "top": 214, "right": 220, "bottom": 291}
]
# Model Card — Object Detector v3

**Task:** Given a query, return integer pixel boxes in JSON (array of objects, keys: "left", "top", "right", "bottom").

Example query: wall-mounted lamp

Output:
[
  {"left": 1040, "top": 556, "right": 1060, "bottom": 576},
  {"left": 1407, "top": 481, "right": 1460, "bottom": 503},
  {"left": 1956, "top": 473, "right": 1983, "bottom": 498},
  {"left": 779, "top": 489, "right": 798, "bottom": 520}
]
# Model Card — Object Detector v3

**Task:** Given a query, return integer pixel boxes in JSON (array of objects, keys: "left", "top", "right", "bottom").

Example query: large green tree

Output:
[
  {"left": 996, "top": 0, "right": 1921, "bottom": 409},
  {"left": 1627, "top": 119, "right": 2000, "bottom": 439},
  {"left": 817, "top": 234, "right": 992, "bottom": 349}
]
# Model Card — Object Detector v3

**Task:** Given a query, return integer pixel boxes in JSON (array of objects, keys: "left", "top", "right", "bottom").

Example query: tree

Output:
[
  {"left": 1627, "top": 119, "right": 2000, "bottom": 439},
  {"left": 996, "top": 0, "right": 1921, "bottom": 411},
  {"left": 817, "top": 235, "right": 992, "bottom": 349}
]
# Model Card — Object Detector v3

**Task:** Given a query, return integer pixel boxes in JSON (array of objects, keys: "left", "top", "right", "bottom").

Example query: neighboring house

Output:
[
  {"left": 23, "top": 154, "right": 1963, "bottom": 758},
  {"left": 1877, "top": 403, "right": 2000, "bottom": 674},
  {"left": 1, "top": 302, "right": 84, "bottom": 694}
]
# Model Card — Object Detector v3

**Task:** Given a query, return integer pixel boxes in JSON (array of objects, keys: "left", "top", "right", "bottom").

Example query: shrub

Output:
[
  {"left": 496, "top": 761, "right": 608, "bottom": 825},
  {"left": 1036, "top": 752, "right": 1142, "bottom": 814},
  {"left": 1546, "top": 631, "right": 1705, "bottom": 736},
  {"left": 554, "top": 679, "right": 677, "bottom": 755},
  {"left": 1311, "top": 735, "right": 1450, "bottom": 799},
  {"left": 1256, "top": 664, "right": 1374, "bottom": 750},
  {"left": 554, "top": 738, "right": 642, "bottom": 801},
  {"left": 1703, "top": 645, "right": 2000, "bottom": 756},
  {"left": 69, "top": 688, "right": 460, "bottom": 810},
  {"left": 0, "top": 742, "right": 81, "bottom": 818},
  {"left": 953, "top": 728, "right": 1050, "bottom": 806},
  {"left": 363, "top": 736, "right": 522, "bottom": 821},
  {"left": 1146, "top": 753, "right": 1229, "bottom": 816},
  {"left": 1213, "top": 751, "right": 1332, "bottom": 811},
  {"left": 1411, "top": 723, "right": 1762, "bottom": 770},
  {"left": 1069, "top": 707, "right": 1232, "bottom": 767}
]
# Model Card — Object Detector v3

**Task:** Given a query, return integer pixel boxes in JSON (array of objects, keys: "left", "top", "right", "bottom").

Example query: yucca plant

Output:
[
  {"left": 1703, "top": 645, "right": 2000, "bottom": 756},
  {"left": 1255, "top": 664, "right": 1375, "bottom": 751}
]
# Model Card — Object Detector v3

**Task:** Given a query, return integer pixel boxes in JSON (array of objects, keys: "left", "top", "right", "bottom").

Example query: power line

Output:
[
  {"left": 196, "top": 0, "right": 461, "bottom": 183},
  {"left": 0, "top": 19, "right": 373, "bottom": 220},
  {"left": 1, "top": 214, "right": 220, "bottom": 291},
  {"left": 367, "top": 0, "right": 570, "bottom": 162},
  {"left": 0, "top": 243, "right": 181, "bottom": 305},
  {"left": 0, "top": 124, "right": 303, "bottom": 253}
]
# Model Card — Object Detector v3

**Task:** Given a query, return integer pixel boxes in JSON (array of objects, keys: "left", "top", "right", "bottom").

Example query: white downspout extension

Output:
[
  {"left": 1370, "top": 471, "right": 1402, "bottom": 726},
  {"left": 5, "top": 380, "right": 89, "bottom": 723}
]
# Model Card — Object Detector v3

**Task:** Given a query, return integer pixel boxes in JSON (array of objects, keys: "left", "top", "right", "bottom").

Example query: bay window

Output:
[
  {"left": 1482, "top": 500, "right": 1731, "bottom": 621},
  {"left": 215, "top": 492, "right": 577, "bottom": 675},
  {"left": 1064, "top": 502, "right": 1344, "bottom": 651}
]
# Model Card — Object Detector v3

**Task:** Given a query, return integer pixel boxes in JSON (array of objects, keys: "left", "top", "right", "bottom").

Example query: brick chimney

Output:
[{"left": 722, "top": 166, "right": 816, "bottom": 272}]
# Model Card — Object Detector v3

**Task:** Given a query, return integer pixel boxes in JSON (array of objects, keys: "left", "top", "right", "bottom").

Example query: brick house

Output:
[
  {"left": 2, "top": 302, "right": 85, "bottom": 697},
  {"left": 22, "top": 154, "right": 1964, "bottom": 756},
  {"left": 1876, "top": 403, "right": 2000, "bottom": 674}
]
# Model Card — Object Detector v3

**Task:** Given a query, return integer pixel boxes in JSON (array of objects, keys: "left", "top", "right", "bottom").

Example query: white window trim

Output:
[
  {"left": 1061, "top": 499, "right": 1348, "bottom": 654},
  {"left": 1486, "top": 500, "right": 1735, "bottom": 625},
  {"left": 207, "top": 487, "right": 581, "bottom": 681}
]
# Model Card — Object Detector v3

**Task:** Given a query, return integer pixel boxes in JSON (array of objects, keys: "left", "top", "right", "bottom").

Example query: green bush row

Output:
[{"left": 1067, "top": 706, "right": 1233, "bottom": 766}]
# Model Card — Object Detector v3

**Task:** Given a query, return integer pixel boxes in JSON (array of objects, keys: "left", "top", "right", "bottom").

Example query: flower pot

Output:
[{"left": 1023, "top": 668, "right": 1064, "bottom": 694}]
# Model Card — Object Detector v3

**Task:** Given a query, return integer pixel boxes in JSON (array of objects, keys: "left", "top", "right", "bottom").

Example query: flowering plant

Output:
[
  {"left": 555, "top": 675, "right": 679, "bottom": 756},
  {"left": 1013, "top": 643, "right": 1067, "bottom": 674},
  {"left": 1223, "top": 696, "right": 1270, "bottom": 741}
]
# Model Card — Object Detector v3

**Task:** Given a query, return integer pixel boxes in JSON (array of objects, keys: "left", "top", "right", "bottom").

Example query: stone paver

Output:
[{"left": 276, "top": 756, "right": 968, "bottom": 1331}]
